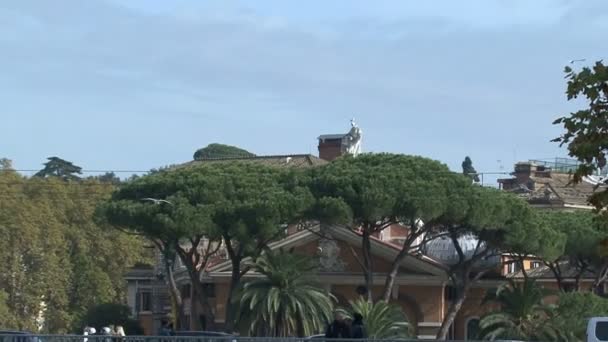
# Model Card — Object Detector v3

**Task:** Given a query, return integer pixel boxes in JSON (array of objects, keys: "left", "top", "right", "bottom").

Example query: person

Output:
[
  {"left": 114, "top": 326, "right": 126, "bottom": 342},
  {"left": 325, "top": 312, "right": 351, "bottom": 339},
  {"left": 83, "top": 326, "right": 95, "bottom": 342},
  {"left": 101, "top": 326, "right": 113, "bottom": 342},
  {"left": 350, "top": 313, "right": 366, "bottom": 339},
  {"left": 158, "top": 320, "right": 173, "bottom": 336}
]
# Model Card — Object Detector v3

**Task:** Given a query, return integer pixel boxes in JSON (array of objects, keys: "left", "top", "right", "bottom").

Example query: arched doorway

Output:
[{"left": 394, "top": 293, "right": 424, "bottom": 336}]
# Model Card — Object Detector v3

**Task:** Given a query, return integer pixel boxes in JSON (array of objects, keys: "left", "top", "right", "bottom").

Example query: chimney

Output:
[
  {"left": 318, "top": 134, "right": 345, "bottom": 161},
  {"left": 513, "top": 162, "right": 536, "bottom": 184}
]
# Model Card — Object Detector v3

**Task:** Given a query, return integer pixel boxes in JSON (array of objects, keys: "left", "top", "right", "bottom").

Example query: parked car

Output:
[{"left": 587, "top": 317, "right": 608, "bottom": 342}]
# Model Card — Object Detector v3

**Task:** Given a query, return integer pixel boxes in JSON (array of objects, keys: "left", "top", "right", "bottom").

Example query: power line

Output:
[
  {"left": 3, "top": 169, "right": 512, "bottom": 175},
  {"left": 5, "top": 169, "right": 150, "bottom": 174}
]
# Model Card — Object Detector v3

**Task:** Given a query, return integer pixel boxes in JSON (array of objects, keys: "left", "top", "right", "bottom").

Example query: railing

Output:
[{"left": 0, "top": 335, "right": 516, "bottom": 342}]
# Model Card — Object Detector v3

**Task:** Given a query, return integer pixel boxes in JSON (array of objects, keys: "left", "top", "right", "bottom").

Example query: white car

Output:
[{"left": 587, "top": 317, "right": 608, "bottom": 342}]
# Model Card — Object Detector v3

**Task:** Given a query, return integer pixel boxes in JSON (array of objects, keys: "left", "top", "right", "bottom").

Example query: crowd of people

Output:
[
  {"left": 81, "top": 313, "right": 364, "bottom": 339},
  {"left": 83, "top": 325, "right": 126, "bottom": 341}
]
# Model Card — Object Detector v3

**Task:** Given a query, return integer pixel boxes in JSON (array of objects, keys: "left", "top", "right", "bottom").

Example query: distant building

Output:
[
  {"left": 498, "top": 159, "right": 604, "bottom": 210},
  {"left": 125, "top": 263, "right": 170, "bottom": 335}
]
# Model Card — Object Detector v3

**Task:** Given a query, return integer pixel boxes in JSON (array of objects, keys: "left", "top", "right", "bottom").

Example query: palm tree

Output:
[
  {"left": 235, "top": 249, "right": 334, "bottom": 337},
  {"left": 479, "top": 279, "right": 561, "bottom": 341},
  {"left": 336, "top": 298, "right": 411, "bottom": 339}
]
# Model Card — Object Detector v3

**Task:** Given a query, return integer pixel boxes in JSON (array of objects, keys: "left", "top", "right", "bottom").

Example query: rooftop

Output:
[
  {"left": 178, "top": 154, "right": 328, "bottom": 169},
  {"left": 318, "top": 134, "right": 346, "bottom": 141},
  {"left": 498, "top": 160, "right": 606, "bottom": 208}
]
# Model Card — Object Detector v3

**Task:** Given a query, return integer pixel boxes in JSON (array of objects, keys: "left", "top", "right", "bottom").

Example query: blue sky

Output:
[{"left": 2, "top": 0, "right": 606, "bottom": 182}]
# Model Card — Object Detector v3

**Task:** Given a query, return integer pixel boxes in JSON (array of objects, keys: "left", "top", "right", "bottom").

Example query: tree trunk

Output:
[
  {"left": 361, "top": 229, "right": 374, "bottom": 302},
  {"left": 518, "top": 257, "right": 528, "bottom": 280},
  {"left": 547, "top": 262, "right": 565, "bottom": 292},
  {"left": 176, "top": 248, "right": 216, "bottom": 331},
  {"left": 191, "top": 277, "right": 216, "bottom": 330},
  {"left": 436, "top": 284, "right": 468, "bottom": 340},
  {"left": 593, "top": 261, "right": 608, "bottom": 294},
  {"left": 189, "top": 291, "right": 201, "bottom": 330},
  {"left": 382, "top": 247, "right": 408, "bottom": 302},
  {"left": 223, "top": 258, "right": 242, "bottom": 333},
  {"left": 164, "top": 257, "right": 185, "bottom": 329}
]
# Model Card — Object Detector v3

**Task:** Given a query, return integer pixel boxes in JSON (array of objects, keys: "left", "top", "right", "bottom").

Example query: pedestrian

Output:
[
  {"left": 158, "top": 320, "right": 173, "bottom": 336},
  {"left": 115, "top": 326, "right": 126, "bottom": 342},
  {"left": 351, "top": 313, "right": 366, "bottom": 339},
  {"left": 101, "top": 326, "right": 113, "bottom": 342},
  {"left": 83, "top": 326, "right": 95, "bottom": 342},
  {"left": 325, "top": 312, "right": 351, "bottom": 339}
]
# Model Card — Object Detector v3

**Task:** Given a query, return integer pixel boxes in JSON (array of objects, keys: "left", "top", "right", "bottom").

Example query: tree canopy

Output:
[
  {"left": 553, "top": 61, "right": 608, "bottom": 211},
  {"left": 551, "top": 292, "right": 608, "bottom": 341},
  {"left": 308, "top": 153, "right": 474, "bottom": 300},
  {"left": 461, "top": 156, "right": 480, "bottom": 183},
  {"left": 101, "top": 161, "right": 314, "bottom": 331},
  {"left": 35, "top": 156, "right": 83, "bottom": 180},
  {"left": 535, "top": 210, "right": 608, "bottom": 290},
  {"left": 0, "top": 169, "right": 147, "bottom": 333},
  {"left": 193, "top": 143, "right": 255, "bottom": 160}
]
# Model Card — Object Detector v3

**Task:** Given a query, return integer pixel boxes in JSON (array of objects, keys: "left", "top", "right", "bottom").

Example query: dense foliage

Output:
[
  {"left": 80, "top": 303, "right": 143, "bottom": 335},
  {"left": 0, "top": 168, "right": 147, "bottom": 333},
  {"left": 308, "top": 153, "right": 473, "bottom": 301},
  {"left": 553, "top": 61, "right": 608, "bottom": 211},
  {"left": 235, "top": 249, "right": 334, "bottom": 337},
  {"left": 193, "top": 143, "right": 255, "bottom": 160},
  {"left": 461, "top": 156, "right": 480, "bottom": 183},
  {"left": 479, "top": 280, "right": 559, "bottom": 341},
  {"left": 551, "top": 292, "right": 608, "bottom": 341},
  {"left": 537, "top": 211, "right": 608, "bottom": 291},
  {"left": 101, "top": 161, "right": 314, "bottom": 331},
  {"left": 34, "top": 157, "right": 83, "bottom": 181},
  {"left": 336, "top": 299, "right": 411, "bottom": 339}
]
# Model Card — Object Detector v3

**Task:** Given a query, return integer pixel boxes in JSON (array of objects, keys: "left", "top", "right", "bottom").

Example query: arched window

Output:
[{"left": 465, "top": 317, "right": 480, "bottom": 341}]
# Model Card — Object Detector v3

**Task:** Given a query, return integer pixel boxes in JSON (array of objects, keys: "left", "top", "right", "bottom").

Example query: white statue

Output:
[
  {"left": 342, "top": 118, "right": 362, "bottom": 156},
  {"left": 318, "top": 238, "right": 346, "bottom": 272}
]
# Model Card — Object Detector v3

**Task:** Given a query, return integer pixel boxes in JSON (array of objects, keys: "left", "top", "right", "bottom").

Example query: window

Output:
[
  {"left": 596, "top": 321, "right": 608, "bottom": 341},
  {"left": 507, "top": 262, "right": 521, "bottom": 274},
  {"left": 531, "top": 261, "right": 542, "bottom": 269},
  {"left": 465, "top": 318, "right": 480, "bottom": 341},
  {"left": 137, "top": 291, "right": 152, "bottom": 312}
]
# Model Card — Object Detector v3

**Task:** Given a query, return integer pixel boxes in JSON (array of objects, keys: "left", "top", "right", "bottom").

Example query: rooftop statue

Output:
[{"left": 343, "top": 118, "right": 362, "bottom": 157}]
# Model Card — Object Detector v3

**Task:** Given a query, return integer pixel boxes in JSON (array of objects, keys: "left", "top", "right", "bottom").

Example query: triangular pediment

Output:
[{"left": 208, "top": 225, "right": 445, "bottom": 277}]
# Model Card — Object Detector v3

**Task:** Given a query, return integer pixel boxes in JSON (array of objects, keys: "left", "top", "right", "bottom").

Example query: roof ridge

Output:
[{"left": 196, "top": 154, "right": 318, "bottom": 161}]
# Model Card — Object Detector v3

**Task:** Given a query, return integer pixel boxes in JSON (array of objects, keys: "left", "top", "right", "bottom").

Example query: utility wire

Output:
[{"left": 2, "top": 169, "right": 512, "bottom": 175}]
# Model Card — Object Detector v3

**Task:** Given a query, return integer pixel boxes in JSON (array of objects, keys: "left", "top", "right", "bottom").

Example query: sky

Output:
[{"left": 1, "top": 0, "right": 606, "bottom": 183}]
